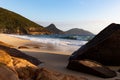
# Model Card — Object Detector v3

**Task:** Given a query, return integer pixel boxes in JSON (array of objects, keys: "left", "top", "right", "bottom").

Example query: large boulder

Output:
[
  {"left": 67, "top": 59, "right": 116, "bottom": 78},
  {"left": 12, "top": 57, "right": 84, "bottom": 80},
  {"left": 0, "top": 50, "right": 15, "bottom": 70},
  {"left": 69, "top": 23, "right": 120, "bottom": 66},
  {"left": 0, "top": 49, "right": 38, "bottom": 80},
  {"left": 0, "top": 63, "right": 19, "bottom": 80},
  {"left": 12, "top": 57, "right": 38, "bottom": 80}
]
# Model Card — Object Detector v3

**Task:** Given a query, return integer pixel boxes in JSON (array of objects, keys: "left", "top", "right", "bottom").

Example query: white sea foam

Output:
[{"left": 9, "top": 34, "right": 87, "bottom": 47}]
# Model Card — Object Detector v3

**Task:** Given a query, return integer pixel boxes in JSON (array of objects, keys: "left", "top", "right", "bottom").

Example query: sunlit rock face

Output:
[{"left": 0, "top": 44, "right": 41, "bottom": 65}]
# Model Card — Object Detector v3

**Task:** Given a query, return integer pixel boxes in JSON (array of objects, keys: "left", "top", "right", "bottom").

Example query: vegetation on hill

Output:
[
  {"left": 46, "top": 24, "right": 93, "bottom": 35},
  {"left": 65, "top": 28, "right": 94, "bottom": 35},
  {"left": 0, "top": 7, "right": 51, "bottom": 34}
]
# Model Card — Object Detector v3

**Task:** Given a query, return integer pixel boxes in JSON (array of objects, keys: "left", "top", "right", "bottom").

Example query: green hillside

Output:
[{"left": 0, "top": 7, "right": 51, "bottom": 34}]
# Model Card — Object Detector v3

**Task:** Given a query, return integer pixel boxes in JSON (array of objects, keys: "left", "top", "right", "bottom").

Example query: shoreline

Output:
[{"left": 0, "top": 33, "right": 120, "bottom": 80}]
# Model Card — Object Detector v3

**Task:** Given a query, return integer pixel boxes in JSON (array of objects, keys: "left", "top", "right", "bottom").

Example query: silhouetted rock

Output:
[
  {"left": 65, "top": 28, "right": 94, "bottom": 35},
  {"left": 46, "top": 24, "right": 64, "bottom": 34},
  {"left": 69, "top": 23, "right": 120, "bottom": 66},
  {"left": 67, "top": 59, "right": 116, "bottom": 78}
]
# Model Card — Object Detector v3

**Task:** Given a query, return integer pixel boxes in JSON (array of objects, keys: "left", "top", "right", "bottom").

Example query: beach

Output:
[{"left": 0, "top": 33, "right": 120, "bottom": 80}]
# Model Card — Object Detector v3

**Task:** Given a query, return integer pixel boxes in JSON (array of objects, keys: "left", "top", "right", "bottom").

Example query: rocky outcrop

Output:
[
  {"left": 0, "top": 41, "right": 83, "bottom": 80},
  {"left": 0, "top": 50, "right": 38, "bottom": 80},
  {"left": 35, "top": 68, "right": 86, "bottom": 80},
  {"left": 0, "top": 50, "right": 14, "bottom": 69},
  {"left": 67, "top": 23, "right": 120, "bottom": 78},
  {"left": 0, "top": 53, "right": 87, "bottom": 80},
  {"left": 0, "top": 49, "right": 81, "bottom": 80},
  {"left": 0, "top": 63, "right": 19, "bottom": 80},
  {"left": 67, "top": 59, "right": 116, "bottom": 78},
  {"left": 12, "top": 57, "right": 38, "bottom": 80},
  {"left": 0, "top": 44, "right": 41, "bottom": 65},
  {"left": 12, "top": 57, "right": 83, "bottom": 80},
  {"left": 69, "top": 23, "right": 120, "bottom": 66}
]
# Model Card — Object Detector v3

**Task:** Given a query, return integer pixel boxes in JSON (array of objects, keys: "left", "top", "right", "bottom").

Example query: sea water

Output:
[{"left": 9, "top": 34, "right": 94, "bottom": 54}]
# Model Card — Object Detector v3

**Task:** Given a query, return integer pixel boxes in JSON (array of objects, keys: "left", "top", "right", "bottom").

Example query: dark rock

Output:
[
  {"left": 117, "top": 69, "right": 120, "bottom": 73},
  {"left": 69, "top": 23, "right": 120, "bottom": 66},
  {"left": 67, "top": 59, "right": 116, "bottom": 78},
  {"left": 0, "top": 44, "right": 41, "bottom": 65},
  {"left": 46, "top": 24, "right": 64, "bottom": 34}
]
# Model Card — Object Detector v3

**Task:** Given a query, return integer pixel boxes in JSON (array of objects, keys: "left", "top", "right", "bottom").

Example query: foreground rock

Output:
[
  {"left": 0, "top": 41, "right": 84, "bottom": 80},
  {"left": 0, "top": 63, "right": 19, "bottom": 80},
  {"left": 67, "top": 59, "right": 116, "bottom": 78},
  {"left": 12, "top": 57, "right": 38, "bottom": 80},
  {"left": 0, "top": 50, "right": 14, "bottom": 70},
  {"left": 0, "top": 49, "right": 82, "bottom": 80},
  {"left": 69, "top": 23, "right": 120, "bottom": 66},
  {"left": 67, "top": 23, "right": 120, "bottom": 78},
  {"left": 36, "top": 68, "right": 86, "bottom": 80},
  {"left": 12, "top": 57, "right": 84, "bottom": 80},
  {"left": 0, "top": 44, "right": 41, "bottom": 65}
]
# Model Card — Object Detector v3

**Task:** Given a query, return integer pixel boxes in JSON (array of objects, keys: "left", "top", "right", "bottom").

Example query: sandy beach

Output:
[{"left": 0, "top": 33, "right": 120, "bottom": 80}]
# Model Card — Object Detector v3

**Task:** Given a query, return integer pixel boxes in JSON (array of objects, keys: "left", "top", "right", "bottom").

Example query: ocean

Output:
[{"left": 9, "top": 34, "right": 94, "bottom": 54}]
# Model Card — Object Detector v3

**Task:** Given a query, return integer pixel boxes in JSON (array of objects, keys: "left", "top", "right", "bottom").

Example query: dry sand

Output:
[{"left": 0, "top": 33, "right": 120, "bottom": 80}]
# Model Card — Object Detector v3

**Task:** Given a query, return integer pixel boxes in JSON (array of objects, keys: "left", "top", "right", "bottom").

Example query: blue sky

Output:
[{"left": 0, "top": 0, "right": 120, "bottom": 34}]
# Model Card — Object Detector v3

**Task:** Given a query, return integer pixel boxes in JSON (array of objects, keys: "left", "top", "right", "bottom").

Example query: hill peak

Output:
[
  {"left": 46, "top": 24, "right": 63, "bottom": 34},
  {"left": 65, "top": 28, "right": 94, "bottom": 35},
  {"left": 47, "top": 24, "right": 57, "bottom": 29}
]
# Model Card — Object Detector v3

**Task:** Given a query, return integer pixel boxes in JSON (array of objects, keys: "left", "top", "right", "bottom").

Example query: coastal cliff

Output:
[{"left": 0, "top": 7, "right": 51, "bottom": 35}]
